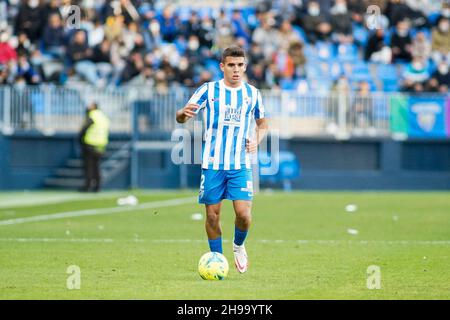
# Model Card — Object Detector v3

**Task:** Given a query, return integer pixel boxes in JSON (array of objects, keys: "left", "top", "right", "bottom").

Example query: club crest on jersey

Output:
[{"left": 224, "top": 104, "right": 241, "bottom": 124}]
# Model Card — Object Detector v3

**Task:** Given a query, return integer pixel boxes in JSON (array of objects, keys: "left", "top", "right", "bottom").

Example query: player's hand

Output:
[
  {"left": 182, "top": 104, "right": 199, "bottom": 119},
  {"left": 246, "top": 139, "right": 257, "bottom": 153}
]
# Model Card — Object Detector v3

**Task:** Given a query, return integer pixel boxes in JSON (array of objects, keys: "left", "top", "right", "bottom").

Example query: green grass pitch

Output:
[{"left": 0, "top": 190, "right": 449, "bottom": 299}]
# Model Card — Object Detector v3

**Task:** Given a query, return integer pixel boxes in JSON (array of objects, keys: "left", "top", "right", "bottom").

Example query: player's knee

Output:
[
  {"left": 236, "top": 211, "right": 252, "bottom": 226},
  {"left": 206, "top": 211, "right": 220, "bottom": 225}
]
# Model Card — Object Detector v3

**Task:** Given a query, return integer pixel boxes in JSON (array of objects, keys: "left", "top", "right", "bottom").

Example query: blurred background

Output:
[{"left": 0, "top": 0, "right": 449, "bottom": 191}]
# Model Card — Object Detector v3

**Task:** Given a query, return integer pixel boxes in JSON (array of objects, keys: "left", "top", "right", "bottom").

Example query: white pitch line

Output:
[
  {"left": 0, "top": 196, "right": 197, "bottom": 226},
  {"left": 0, "top": 192, "right": 132, "bottom": 209},
  {"left": 0, "top": 238, "right": 449, "bottom": 245},
  {"left": 0, "top": 238, "right": 115, "bottom": 243}
]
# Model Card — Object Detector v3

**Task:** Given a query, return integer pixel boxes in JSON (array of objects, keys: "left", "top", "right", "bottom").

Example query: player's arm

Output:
[
  {"left": 246, "top": 118, "right": 269, "bottom": 153},
  {"left": 176, "top": 103, "right": 199, "bottom": 123}
]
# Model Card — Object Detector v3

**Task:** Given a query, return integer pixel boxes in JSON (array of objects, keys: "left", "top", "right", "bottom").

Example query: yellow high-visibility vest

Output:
[{"left": 83, "top": 109, "right": 109, "bottom": 149}]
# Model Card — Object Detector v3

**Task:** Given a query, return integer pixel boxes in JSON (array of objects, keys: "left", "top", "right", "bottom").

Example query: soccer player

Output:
[{"left": 176, "top": 46, "right": 268, "bottom": 273}]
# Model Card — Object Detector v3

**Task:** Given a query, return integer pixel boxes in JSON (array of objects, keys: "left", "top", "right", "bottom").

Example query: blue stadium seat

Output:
[
  {"left": 336, "top": 43, "right": 358, "bottom": 62},
  {"left": 177, "top": 7, "right": 192, "bottom": 21},
  {"left": 316, "top": 41, "right": 335, "bottom": 60},
  {"left": 352, "top": 61, "right": 369, "bottom": 73},
  {"left": 352, "top": 23, "right": 369, "bottom": 47},
  {"left": 382, "top": 78, "right": 400, "bottom": 92},
  {"left": 259, "top": 151, "right": 300, "bottom": 191},
  {"left": 377, "top": 63, "right": 398, "bottom": 80},
  {"left": 280, "top": 78, "right": 296, "bottom": 90}
]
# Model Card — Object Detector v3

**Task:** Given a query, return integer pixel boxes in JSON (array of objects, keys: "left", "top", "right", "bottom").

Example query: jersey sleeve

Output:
[
  {"left": 254, "top": 89, "right": 266, "bottom": 119},
  {"left": 187, "top": 83, "right": 208, "bottom": 114}
]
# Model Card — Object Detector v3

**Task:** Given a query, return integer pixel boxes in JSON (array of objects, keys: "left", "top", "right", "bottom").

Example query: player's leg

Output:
[
  {"left": 232, "top": 200, "right": 252, "bottom": 273},
  {"left": 233, "top": 200, "right": 252, "bottom": 245},
  {"left": 199, "top": 169, "right": 227, "bottom": 253},
  {"left": 226, "top": 169, "right": 253, "bottom": 273},
  {"left": 205, "top": 203, "right": 223, "bottom": 253}
]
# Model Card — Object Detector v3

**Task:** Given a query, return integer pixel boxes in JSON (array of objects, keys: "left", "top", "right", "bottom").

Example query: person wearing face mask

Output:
[
  {"left": 390, "top": 19, "right": 413, "bottom": 62},
  {"left": 330, "top": 0, "right": 353, "bottom": 41},
  {"left": 301, "top": 0, "right": 332, "bottom": 43},
  {"left": 14, "top": 0, "right": 45, "bottom": 43},
  {"left": 401, "top": 57, "right": 430, "bottom": 92},
  {"left": 185, "top": 35, "right": 202, "bottom": 67},
  {"left": 431, "top": 17, "right": 450, "bottom": 66},
  {"left": 427, "top": 61, "right": 450, "bottom": 93}
]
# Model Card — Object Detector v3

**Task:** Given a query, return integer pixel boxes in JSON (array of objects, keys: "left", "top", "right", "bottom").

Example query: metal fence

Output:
[{"left": 0, "top": 84, "right": 445, "bottom": 138}]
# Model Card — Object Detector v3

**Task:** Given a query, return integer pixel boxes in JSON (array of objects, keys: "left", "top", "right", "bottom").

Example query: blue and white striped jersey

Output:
[{"left": 187, "top": 79, "right": 266, "bottom": 170}]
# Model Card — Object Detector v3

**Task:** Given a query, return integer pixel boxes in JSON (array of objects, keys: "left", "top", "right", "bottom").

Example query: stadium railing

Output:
[{"left": 0, "top": 84, "right": 446, "bottom": 138}]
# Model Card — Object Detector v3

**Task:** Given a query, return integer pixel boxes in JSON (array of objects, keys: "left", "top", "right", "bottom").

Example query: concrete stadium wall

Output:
[{"left": 1, "top": 134, "right": 450, "bottom": 190}]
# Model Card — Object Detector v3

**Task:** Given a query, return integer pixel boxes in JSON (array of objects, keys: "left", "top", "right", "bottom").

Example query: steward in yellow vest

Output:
[{"left": 79, "top": 103, "right": 109, "bottom": 192}]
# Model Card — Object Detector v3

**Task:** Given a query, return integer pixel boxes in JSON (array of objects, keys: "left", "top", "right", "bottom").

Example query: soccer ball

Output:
[{"left": 198, "top": 252, "right": 229, "bottom": 280}]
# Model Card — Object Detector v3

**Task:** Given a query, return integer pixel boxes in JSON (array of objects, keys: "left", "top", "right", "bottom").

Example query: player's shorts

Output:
[{"left": 198, "top": 169, "right": 253, "bottom": 204}]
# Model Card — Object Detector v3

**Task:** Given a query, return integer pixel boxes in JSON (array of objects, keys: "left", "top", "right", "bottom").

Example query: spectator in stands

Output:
[
  {"left": 278, "top": 19, "right": 302, "bottom": 50},
  {"left": 126, "top": 64, "right": 155, "bottom": 87},
  {"left": 347, "top": 0, "right": 373, "bottom": 24},
  {"left": 67, "top": 30, "right": 101, "bottom": 86},
  {"left": 182, "top": 10, "right": 201, "bottom": 39},
  {"left": 390, "top": 19, "right": 412, "bottom": 62},
  {"left": 231, "top": 9, "right": 251, "bottom": 44},
  {"left": 401, "top": 56, "right": 430, "bottom": 92},
  {"left": 386, "top": 0, "right": 427, "bottom": 29},
  {"left": 330, "top": 74, "right": 351, "bottom": 126},
  {"left": 143, "top": 16, "right": 161, "bottom": 49},
  {"left": 157, "top": 5, "right": 178, "bottom": 43},
  {"left": 265, "top": 62, "right": 281, "bottom": 89},
  {"left": 300, "top": 0, "right": 332, "bottom": 43},
  {"left": 104, "top": 13, "right": 125, "bottom": 42},
  {"left": 248, "top": 42, "right": 265, "bottom": 66},
  {"left": 364, "top": 29, "right": 392, "bottom": 64},
  {"left": 42, "top": 13, "right": 66, "bottom": 59},
  {"left": 247, "top": 62, "right": 268, "bottom": 89},
  {"left": 402, "top": 0, "right": 429, "bottom": 29},
  {"left": 0, "top": 64, "right": 10, "bottom": 84},
  {"left": 431, "top": 17, "right": 450, "bottom": 65},
  {"left": 119, "top": 49, "right": 144, "bottom": 84},
  {"left": 91, "top": 38, "right": 114, "bottom": 84},
  {"left": 0, "top": 31, "right": 17, "bottom": 65},
  {"left": 288, "top": 40, "right": 306, "bottom": 78},
  {"left": 330, "top": 0, "right": 353, "bottom": 43},
  {"left": 11, "top": 75, "right": 34, "bottom": 129},
  {"left": 273, "top": 45, "right": 295, "bottom": 80},
  {"left": 14, "top": 0, "right": 46, "bottom": 43},
  {"left": 174, "top": 56, "right": 194, "bottom": 87},
  {"left": 122, "top": 21, "right": 146, "bottom": 54},
  {"left": 198, "top": 15, "right": 215, "bottom": 49},
  {"left": 42, "top": 0, "right": 63, "bottom": 25},
  {"left": 350, "top": 80, "right": 374, "bottom": 130},
  {"left": 88, "top": 17, "right": 106, "bottom": 48},
  {"left": 15, "top": 32, "right": 33, "bottom": 57},
  {"left": 252, "top": 14, "right": 280, "bottom": 60},
  {"left": 426, "top": 60, "right": 450, "bottom": 93},
  {"left": 214, "top": 9, "right": 236, "bottom": 51},
  {"left": 411, "top": 30, "right": 431, "bottom": 64},
  {"left": 13, "top": 53, "right": 41, "bottom": 85},
  {"left": 105, "top": 0, "right": 140, "bottom": 26}
]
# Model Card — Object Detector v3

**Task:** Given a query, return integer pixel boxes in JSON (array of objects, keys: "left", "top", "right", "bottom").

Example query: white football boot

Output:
[{"left": 233, "top": 243, "right": 248, "bottom": 273}]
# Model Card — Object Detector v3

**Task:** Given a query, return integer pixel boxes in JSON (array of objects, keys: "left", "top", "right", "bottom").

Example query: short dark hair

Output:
[{"left": 221, "top": 46, "right": 246, "bottom": 63}]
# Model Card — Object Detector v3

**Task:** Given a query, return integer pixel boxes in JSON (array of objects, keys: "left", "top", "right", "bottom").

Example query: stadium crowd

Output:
[{"left": 0, "top": 0, "right": 449, "bottom": 93}]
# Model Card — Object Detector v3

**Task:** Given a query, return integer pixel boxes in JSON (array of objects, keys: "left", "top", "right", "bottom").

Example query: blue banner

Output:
[{"left": 407, "top": 96, "right": 447, "bottom": 138}]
